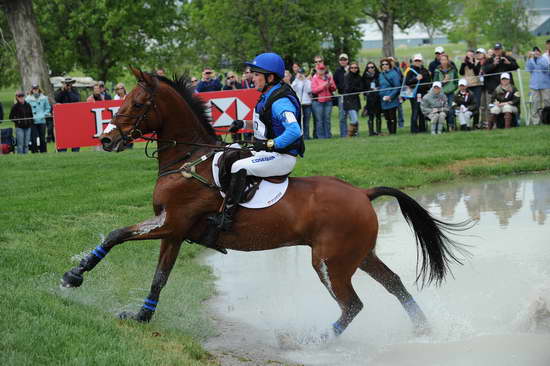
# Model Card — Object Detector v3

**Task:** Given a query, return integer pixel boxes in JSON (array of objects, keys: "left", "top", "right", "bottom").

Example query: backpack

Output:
[
  {"left": 0, "top": 128, "right": 15, "bottom": 154},
  {"left": 541, "top": 106, "right": 550, "bottom": 125}
]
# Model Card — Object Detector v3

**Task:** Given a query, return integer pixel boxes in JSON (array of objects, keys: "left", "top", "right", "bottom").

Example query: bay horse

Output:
[{"left": 62, "top": 67, "right": 469, "bottom": 337}]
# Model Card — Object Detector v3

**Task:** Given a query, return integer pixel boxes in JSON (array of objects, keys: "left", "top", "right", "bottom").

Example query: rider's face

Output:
[{"left": 253, "top": 72, "right": 266, "bottom": 91}]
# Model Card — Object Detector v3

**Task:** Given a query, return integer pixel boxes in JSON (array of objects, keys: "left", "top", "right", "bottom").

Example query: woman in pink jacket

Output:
[{"left": 311, "top": 63, "right": 336, "bottom": 138}]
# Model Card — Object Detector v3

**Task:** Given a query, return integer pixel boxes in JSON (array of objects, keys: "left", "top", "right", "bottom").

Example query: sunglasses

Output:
[
  {"left": 16, "top": 94, "right": 25, "bottom": 97},
  {"left": 204, "top": 71, "right": 212, "bottom": 74},
  {"left": 350, "top": 66, "right": 359, "bottom": 69},
  {"left": 367, "top": 66, "right": 375, "bottom": 69},
  {"left": 227, "top": 75, "right": 234, "bottom": 79},
  {"left": 314, "top": 60, "right": 323, "bottom": 63},
  {"left": 191, "top": 79, "right": 198, "bottom": 82},
  {"left": 381, "top": 63, "right": 389, "bottom": 66}
]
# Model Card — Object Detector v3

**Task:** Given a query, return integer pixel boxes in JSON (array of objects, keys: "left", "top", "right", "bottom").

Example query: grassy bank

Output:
[{"left": 1, "top": 125, "right": 550, "bottom": 365}]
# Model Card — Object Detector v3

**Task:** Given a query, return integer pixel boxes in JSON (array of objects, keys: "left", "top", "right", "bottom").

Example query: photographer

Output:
[
  {"left": 459, "top": 50, "right": 483, "bottom": 127},
  {"left": 526, "top": 46, "right": 550, "bottom": 125},
  {"left": 54, "top": 77, "right": 80, "bottom": 104},
  {"left": 483, "top": 43, "right": 519, "bottom": 95},
  {"left": 222, "top": 72, "right": 242, "bottom": 91}
]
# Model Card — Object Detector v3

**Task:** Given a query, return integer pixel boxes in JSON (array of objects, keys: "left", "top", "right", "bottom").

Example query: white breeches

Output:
[
  {"left": 455, "top": 110, "right": 473, "bottom": 126},
  {"left": 231, "top": 150, "right": 297, "bottom": 177}
]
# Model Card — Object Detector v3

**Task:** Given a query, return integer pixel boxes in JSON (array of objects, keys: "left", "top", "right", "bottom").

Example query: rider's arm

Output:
[{"left": 271, "top": 99, "right": 301, "bottom": 150}]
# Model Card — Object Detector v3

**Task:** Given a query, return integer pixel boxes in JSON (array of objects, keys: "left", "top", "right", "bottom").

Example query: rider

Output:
[{"left": 202, "top": 52, "right": 305, "bottom": 253}]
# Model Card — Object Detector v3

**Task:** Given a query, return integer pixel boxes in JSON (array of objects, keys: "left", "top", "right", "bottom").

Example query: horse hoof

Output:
[
  {"left": 118, "top": 310, "right": 152, "bottom": 323},
  {"left": 118, "top": 311, "right": 137, "bottom": 320},
  {"left": 61, "top": 270, "right": 83, "bottom": 288}
]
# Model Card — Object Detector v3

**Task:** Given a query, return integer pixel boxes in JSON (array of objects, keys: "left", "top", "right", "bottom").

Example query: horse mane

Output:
[{"left": 152, "top": 74, "right": 217, "bottom": 140}]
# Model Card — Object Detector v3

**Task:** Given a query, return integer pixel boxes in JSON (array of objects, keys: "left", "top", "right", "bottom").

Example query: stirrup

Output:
[{"left": 199, "top": 224, "right": 228, "bottom": 254}]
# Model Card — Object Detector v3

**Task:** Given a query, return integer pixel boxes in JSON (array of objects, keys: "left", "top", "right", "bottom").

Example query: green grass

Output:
[{"left": 2, "top": 125, "right": 550, "bottom": 365}]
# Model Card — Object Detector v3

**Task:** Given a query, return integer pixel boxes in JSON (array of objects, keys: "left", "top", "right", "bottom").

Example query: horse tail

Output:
[{"left": 365, "top": 186, "right": 471, "bottom": 288}]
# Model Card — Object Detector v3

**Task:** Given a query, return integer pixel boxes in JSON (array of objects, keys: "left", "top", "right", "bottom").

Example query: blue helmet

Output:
[{"left": 245, "top": 52, "right": 285, "bottom": 79}]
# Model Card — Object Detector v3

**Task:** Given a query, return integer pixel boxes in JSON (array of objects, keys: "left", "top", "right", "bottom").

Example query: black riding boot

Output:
[{"left": 200, "top": 169, "right": 248, "bottom": 254}]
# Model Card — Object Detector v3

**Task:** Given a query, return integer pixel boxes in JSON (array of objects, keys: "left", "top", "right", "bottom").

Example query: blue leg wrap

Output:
[
  {"left": 333, "top": 321, "right": 345, "bottom": 336},
  {"left": 91, "top": 245, "right": 109, "bottom": 259},
  {"left": 143, "top": 298, "right": 158, "bottom": 312}
]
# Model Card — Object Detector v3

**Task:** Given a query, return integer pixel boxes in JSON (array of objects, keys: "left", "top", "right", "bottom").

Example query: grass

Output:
[{"left": 1, "top": 124, "right": 550, "bottom": 365}]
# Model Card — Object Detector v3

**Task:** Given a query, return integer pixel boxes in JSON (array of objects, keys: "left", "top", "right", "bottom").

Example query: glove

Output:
[
  {"left": 252, "top": 139, "right": 274, "bottom": 152},
  {"left": 229, "top": 120, "right": 244, "bottom": 133}
]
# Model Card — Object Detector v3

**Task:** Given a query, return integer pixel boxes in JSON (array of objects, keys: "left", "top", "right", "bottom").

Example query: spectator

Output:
[
  {"left": 483, "top": 43, "right": 519, "bottom": 95},
  {"left": 362, "top": 62, "right": 382, "bottom": 136},
  {"left": 421, "top": 81, "right": 448, "bottom": 135},
  {"left": 488, "top": 73, "right": 520, "bottom": 129},
  {"left": 196, "top": 67, "right": 222, "bottom": 92},
  {"left": 343, "top": 61, "right": 364, "bottom": 137},
  {"left": 389, "top": 56, "right": 405, "bottom": 128},
  {"left": 433, "top": 54, "right": 459, "bottom": 131},
  {"left": 87, "top": 84, "right": 104, "bottom": 102},
  {"left": 543, "top": 39, "right": 550, "bottom": 63},
  {"left": 476, "top": 48, "right": 490, "bottom": 128},
  {"left": 54, "top": 77, "right": 81, "bottom": 152},
  {"left": 113, "top": 83, "right": 127, "bottom": 100},
  {"left": 405, "top": 53, "right": 431, "bottom": 133},
  {"left": 241, "top": 67, "right": 255, "bottom": 89},
  {"left": 223, "top": 72, "right": 242, "bottom": 90},
  {"left": 156, "top": 68, "right": 166, "bottom": 77},
  {"left": 459, "top": 50, "right": 483, "bottom": 128},
  {"left": 310, "top": 55, "right": 324, "bottom": 78},
  {"left": 98, "top": 81, "right": 112, "bottom": 100},
  {"left": 377, "top": 58, "right": 401, "bottom": 134},
  {"left": 453, "top": 79, "right": 478, "bottom": 130},
  {"left": 334, "top": 53, "right": 350, "bottom": 137},
  {"left": 429, "top": 46, "right": 445, "bottom": 76},
  {"left": 9, "top": 90, "right": 33, "bottom": 154},
  {"left": 291, "top": 67, "right": 312, "bottom": 139},
  {"left": 190, "top": 77, "right": 199, "bottom": 93},
  {"left": 526, "top": 46, "right": 550, "bottom": 125},
  {"left": 311, "top": 62, "right": 336, "bottom": 139},
  {"left": 290, "top": 62, "right": 300, "bottom": 83},
  {"left": 25, "top": 84, "right": 50, "bottom": 153},
  {"left": 283, "top": 70, "right": 292, "bottom": 85}
]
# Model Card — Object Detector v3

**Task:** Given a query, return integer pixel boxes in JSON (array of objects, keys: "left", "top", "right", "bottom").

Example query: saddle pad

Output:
[{"left": 212, "top": 151, "right": 289, "bottom": 209}]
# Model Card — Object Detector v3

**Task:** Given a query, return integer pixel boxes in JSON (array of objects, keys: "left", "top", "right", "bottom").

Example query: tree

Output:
[
  {"left": 361, "top": 0, "right": 453, "bottom": 57},
  {"left": 34, "top": 0, "right": 186, "bottom": 82},
  {"left": 0, "top": 0, "right": 53, "bottom": 96},
  {"left": 186, "top": 0, "right": 363, "bottom": 71},
  {"left": 0, "top": 10, "right": 20, "bottom": 88},
  {"left": 447, "top": 0, "right": 534, "bottom": 53}
]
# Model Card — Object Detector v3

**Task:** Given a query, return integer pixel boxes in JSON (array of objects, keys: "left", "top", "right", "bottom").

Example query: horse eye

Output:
[{"left": 134, "top": 102, "right": 144, "bottom": 108}]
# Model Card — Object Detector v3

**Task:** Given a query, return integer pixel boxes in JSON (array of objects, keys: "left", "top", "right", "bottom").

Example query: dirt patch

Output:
[{"left": 445, "top": 157, "right": 519, "bottom": 175}]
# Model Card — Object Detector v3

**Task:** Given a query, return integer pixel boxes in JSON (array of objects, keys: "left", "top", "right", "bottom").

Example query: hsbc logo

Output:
[{"left": 207, "top": 97, "right": 251, "bottom": 127}]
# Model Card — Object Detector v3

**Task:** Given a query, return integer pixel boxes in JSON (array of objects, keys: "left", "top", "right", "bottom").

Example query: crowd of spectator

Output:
[{"left": 2, "top": 40, "right": 550, "bottom": 155}]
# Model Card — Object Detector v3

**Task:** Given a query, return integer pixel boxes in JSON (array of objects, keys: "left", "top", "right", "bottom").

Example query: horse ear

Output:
[
  {"left": 129, "top": 66, "right": 143, "bottom": 81},
  {"left": 140, "top": 70, "right": 158, "bottom": 88}
]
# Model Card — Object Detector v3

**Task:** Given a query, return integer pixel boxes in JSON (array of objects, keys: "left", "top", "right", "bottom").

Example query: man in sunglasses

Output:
[{"left": 196, "top": 67, "right": 222, "bottom": 92}]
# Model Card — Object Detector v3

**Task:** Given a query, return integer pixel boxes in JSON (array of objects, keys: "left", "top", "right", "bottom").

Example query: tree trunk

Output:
[
  {"left": 381, "top": 15, "right": 395, "bottom": 58},
  {"left": 1, "top": 0, "right": 53, "bottom": 97}
]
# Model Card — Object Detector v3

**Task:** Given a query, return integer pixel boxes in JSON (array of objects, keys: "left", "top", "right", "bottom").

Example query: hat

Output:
[
  {"left": 316, "top": 63, "right": 326, "bottom": 71},
  {"left": 432, "top": 81, "right": 442, "bottom": 88},
  {"left": 98, "top": 80, "right": 105, "bottom": 86},
  {"left": 475, "top": 48, "right": 486, "bottom": 54},
  {"left": 31, "top": 84, "right": 39, "bottom": 89},
  {"left": 533, "top": 46, "right": 541, "bottom": 52},
  {"left": 339, "top": 53, "right": 348, "bottom": 60},
  {"left": 500, "top": 72, "right": 510, "bottom": 79},
  {"left": 63, "top": 77, "right": 75, "bottom": 84},
  {"left": 458, "top": 79, "right": 468, "bottom": 87},
  {"left": 435, "top": 46, "right": 444, "bottom": 54},
  {"left": 494, "top": 43, "right": 503, "bottom": 49},
  {"left": 412, "top": 53, "right": 423, "bottom": 61}
]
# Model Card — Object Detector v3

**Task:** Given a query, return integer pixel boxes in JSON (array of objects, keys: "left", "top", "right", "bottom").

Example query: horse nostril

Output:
[{"left": 101, "top": 137, "right": 112, "bottom": 145}]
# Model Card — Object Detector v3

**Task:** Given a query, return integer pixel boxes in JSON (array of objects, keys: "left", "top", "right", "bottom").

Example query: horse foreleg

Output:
[
  {"left": 359, "top": 253, "right": 430, "bottom": 335},
  {"left": 312, "top": 252, "right": 363, "bottom": 337},
  {"left": 61, "top": 210, "right": 173, "bottom": 288},
  {"left": 118, "top": 238, "right": 182, "bottom": 323}
]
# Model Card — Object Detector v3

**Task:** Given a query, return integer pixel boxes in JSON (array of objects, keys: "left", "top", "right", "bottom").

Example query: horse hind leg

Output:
[
  {"left": 312, "top": 254, "right": 363, "bottom": 337},
  {"left": 360, "top": 253, "right": 430, "bottom": 335}
]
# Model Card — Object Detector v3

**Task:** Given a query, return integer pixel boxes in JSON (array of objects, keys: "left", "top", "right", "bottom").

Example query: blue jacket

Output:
[
  {"left": 378, "top": 69, "right": 401, "bottom": 110},
  {"left": 527, "top": 57, "right": 550, "bottom": 90},
  {"left": 196, "top": 78, "right": 222, "bottom": 92},
  {"left": 256, "top": 83, "right": 302, "bottom": 154},
  {"left": 25, "top": 93, "right": 51, "bottom": 125}
]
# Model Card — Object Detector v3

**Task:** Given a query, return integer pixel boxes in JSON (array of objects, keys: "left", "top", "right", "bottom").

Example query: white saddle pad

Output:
[{"left": 212, "top": 151, "right": 288, "bottom": 209}]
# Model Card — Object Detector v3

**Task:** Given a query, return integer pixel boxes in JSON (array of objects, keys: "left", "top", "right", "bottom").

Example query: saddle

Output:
[{"left": 217, "top": 149, "right": 288, "bottom": 204}]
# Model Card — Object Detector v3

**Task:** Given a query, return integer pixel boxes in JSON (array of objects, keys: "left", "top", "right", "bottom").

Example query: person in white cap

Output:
[
  {"left": 453, "top": 79, "right": 478, "bottom": 130},
  {"left": 488, "top": 72, "right": 520, "bottom": 129},
  {"left": 333, "top": 53, "right": 350, "bottom": 137},
  {"left": 429, "top": 46, "right": 445, "bottom": 76},
  {"left": 405, "top": 53, "right": 431, "bottom": 133},
  {"left": 421, "top": 81, "right": 449, "bottom": 134},
  {"left": 459, "top": 50, "right": 483, "bottom": 128}
]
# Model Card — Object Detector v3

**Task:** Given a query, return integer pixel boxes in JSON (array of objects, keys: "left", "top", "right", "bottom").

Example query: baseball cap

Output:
[
  {"left": 98, "top": 80, "right": 105, "bottom": 86},
  {"left": 432, "top": 81, "right": 442, "bottom": 88},
  {"left": 31, "top": 84, "right": 39, "bottom": 89},
  {"left": 339, "top": 53, "right": 348, "bottom": 60},
  {"left": 475, "top": 48, "right": 486, "bottom": 54},
  {"left": 413, "top": 53, "right": 423, "bottom": 61},
  {"left": 458, "top": 79, "right": 468, "bottom": 87},
  {"left": 435, "top": 46, "right": 444, "bottom": 54},
  {"left": 63, "top": 77, "right": 75, "bottom": 84},
  {"left": 494, "top": 43, "right": 503, "bottom": 49},
  {"left": 500, "top": 72, "right": 510, "bottom": 79}
]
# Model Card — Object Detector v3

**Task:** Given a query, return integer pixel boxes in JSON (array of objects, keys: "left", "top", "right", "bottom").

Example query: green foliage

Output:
[
  {"left": 447, "top": 0, "right": 534, "bottom": 52},
  {"left": 186, "top": 0, "right": 363, "bottom": 72},
  {"left": 34, "top": 0, "right": 186, "bottom": 81}
]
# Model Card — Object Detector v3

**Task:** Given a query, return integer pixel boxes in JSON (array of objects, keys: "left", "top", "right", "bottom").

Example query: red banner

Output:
[{"left": 53, "top": 88, "right": 260, "bottom": 149}]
